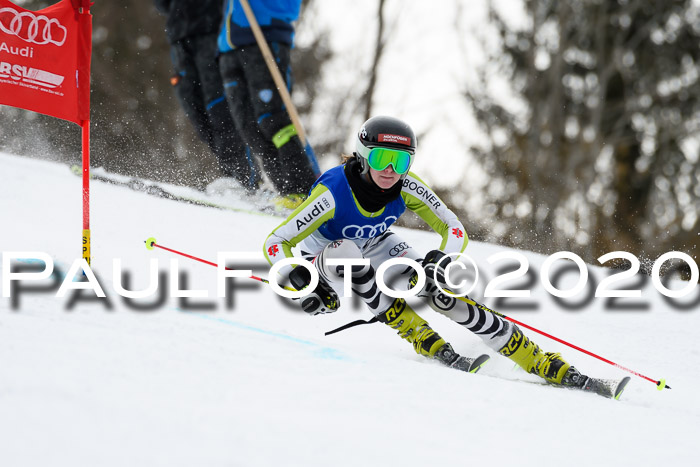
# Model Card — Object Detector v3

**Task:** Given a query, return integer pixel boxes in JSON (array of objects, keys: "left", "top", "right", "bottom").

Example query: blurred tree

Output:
[
  {"left": 288, "top": 0, "right": 336, "bottom": 158},
  {"left": 363, "top": 0, "right": 387, "bottom": 121},
  {"left": 457, "top": 0, "right": 699, "bottom": 272}
]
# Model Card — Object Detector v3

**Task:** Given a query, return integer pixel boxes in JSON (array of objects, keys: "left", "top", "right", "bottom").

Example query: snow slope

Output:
[{"left": 1, "top": 152, "right": 698, "bottom": 467}]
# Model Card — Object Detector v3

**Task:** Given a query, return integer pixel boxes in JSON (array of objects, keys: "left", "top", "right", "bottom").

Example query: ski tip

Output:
[
  {"left": 657, "top": 378, "right": 671, "bottom": 391},
  {"left": 145, "top": 237, "right": 157, "bottom": 250},
  {"left": 469, "top": 354, "right": 491, "bottom": 374},
  {"left": 614, "top": 376, "right": 632, "bottom": 400}
]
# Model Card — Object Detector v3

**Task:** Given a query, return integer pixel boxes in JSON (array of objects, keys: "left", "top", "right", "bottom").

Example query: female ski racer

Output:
[{"left": 263, "top": 116, "right": 590, "bottom": 387}]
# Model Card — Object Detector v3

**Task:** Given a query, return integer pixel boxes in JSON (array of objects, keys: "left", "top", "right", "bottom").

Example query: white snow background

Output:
[{"left": 1, "top": 152, "right": 699, "bottom": 467}]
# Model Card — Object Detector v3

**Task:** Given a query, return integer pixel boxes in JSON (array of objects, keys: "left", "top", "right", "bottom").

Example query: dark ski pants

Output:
[
  {"left": 170, "top": 33, "right": 259, "bottom": 190},
  {"left": 219, "top": 43, "right": 317, "bottom": 196}
]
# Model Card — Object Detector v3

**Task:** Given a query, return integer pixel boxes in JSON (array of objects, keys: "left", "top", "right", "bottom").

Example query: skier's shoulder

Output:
[
  {"left": 319, "top": 163, "right": 346, "bottom": 179},
  {"left": 313, "top": 164, "right": 348, "bottom": 193},
  {"left": 401, "top": 171, "right": 438, "bottom": 199},
  {"left": 306, "top": 181, "right": 335, "bottom": 209},
  {"left": 401, "top": 172, "right": 444, "bottom": 210}
]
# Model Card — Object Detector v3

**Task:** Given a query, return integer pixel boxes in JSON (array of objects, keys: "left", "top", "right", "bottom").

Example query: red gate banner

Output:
[{"left": 0, "top": 0, "right": 91, "bottom": 125}]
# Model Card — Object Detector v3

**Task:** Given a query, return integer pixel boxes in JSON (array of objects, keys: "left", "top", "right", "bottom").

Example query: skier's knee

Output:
[{"left": 317, "top": 240, "right": 370, "bottom": 281}]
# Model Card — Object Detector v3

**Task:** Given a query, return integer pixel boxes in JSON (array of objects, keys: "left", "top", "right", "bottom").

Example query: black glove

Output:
[
  {"left": 409, "top": 249, "right": 452, "bottom": 291},
  {"left": 288, "top": 266, "right": 339, "bottom": 315}
]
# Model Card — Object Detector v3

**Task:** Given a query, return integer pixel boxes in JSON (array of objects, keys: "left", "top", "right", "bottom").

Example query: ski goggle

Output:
[{"left": 361, "top": 147, "right": 415, "bottom": 174}]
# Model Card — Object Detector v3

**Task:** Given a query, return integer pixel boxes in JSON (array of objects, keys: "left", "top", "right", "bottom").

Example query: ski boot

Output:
[
  {"left": 561, "top": 366, "right": 632, "bottom": 399},
  {"left": 377, "top": 298, "right": 489, "bottom": 373},
  {"left": 498, "top": 324, "right": 634, "bottom": 399},
  {"left": 498, "top": 324, "right": 577, "bottom": 385},
  {"left": 434, "top": 343, "right": 490, "bottom": 374}
]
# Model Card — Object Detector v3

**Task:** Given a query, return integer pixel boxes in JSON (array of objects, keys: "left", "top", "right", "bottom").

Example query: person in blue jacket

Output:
[
  {"left": 154, "top": 0, "right": 260, "bottom": 192},
  {"left": 218, "top": 0, "right": 318, "bottom": 208}
]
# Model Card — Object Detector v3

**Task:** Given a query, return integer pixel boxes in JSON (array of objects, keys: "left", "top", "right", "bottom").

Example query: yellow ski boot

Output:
[
  {"left": 377, "top": 298, "right": 490, "bottom": 373},
  {"left": 498, "top": 325, "right": 574, "bottom": 384}
]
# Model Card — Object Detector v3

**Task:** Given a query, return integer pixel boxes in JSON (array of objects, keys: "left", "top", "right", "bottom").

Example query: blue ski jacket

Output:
[{"left": 218, "top": 0, "right": 300, "bottom": 52}]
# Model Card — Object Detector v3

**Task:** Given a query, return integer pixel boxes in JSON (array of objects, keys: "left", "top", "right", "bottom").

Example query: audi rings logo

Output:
[
  {"left": 389, "top": 242, "right": 410, "bottom": 257},
  {"left": 0, "top": 7, "right": 67, "bottom": 46},
  {"left": 342, "top": 216, "right": 397, "bottom": 239}
]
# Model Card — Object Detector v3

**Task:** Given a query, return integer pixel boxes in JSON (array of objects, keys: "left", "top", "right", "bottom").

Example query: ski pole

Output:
[
  {"left": 144, "top": 236, "right": 670, "bottom": 390},
  {"left": 455, "top": 295, "right": 670, "bottom": 390},
  {"left": 144, "top": 237, "right": 296, "bottom": 292}
]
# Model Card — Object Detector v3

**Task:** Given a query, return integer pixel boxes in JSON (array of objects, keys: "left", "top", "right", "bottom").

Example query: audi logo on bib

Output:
[
  {"left": 0, "top": 6, "right": 68, "bottom": 46},
  {"left": 341, "top": 216, "right": 398, "bottom": 239}
]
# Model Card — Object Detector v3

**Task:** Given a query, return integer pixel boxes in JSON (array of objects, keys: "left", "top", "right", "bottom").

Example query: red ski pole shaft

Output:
[
  {"left": 144, "top": 237, "right": 295, "bottom": 292},
  {"left": 457, "top": 296, "right": 670, "bottom": 390}
]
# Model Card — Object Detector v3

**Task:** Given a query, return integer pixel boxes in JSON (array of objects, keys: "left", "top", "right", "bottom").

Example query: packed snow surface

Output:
[{"left": 1, "top": 153, "right": 698, "bottom": 467}]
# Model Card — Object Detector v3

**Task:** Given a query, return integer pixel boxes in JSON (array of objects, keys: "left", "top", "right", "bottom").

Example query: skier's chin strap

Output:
[{"left": 324, "top": 316, "right": 379, "bottom": 336}]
